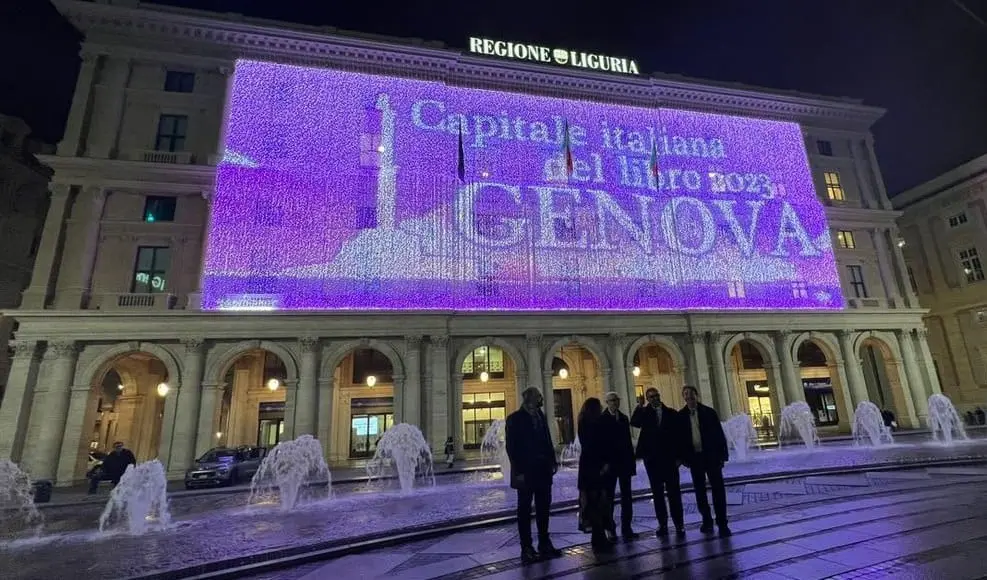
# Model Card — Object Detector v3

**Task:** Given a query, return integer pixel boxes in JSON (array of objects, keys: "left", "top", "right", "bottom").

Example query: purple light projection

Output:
[{"left": 202, "top": 59, "right": 844, "bottom": 311}]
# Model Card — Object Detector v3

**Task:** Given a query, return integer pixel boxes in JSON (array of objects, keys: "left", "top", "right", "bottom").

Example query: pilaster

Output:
[
  {"left": 194, "top": 382, "right": 224, "bottom": 458},
  {"left": 608, "top": 333, "right": 630, "bottom": 414},
  {"left": 85, "top": 57, "right": 131, "bottom": 159},
  {"left": 427, "top": 335, "right": 450, "bottom": 451},
  {"left": 293, "top": 337, "right": 320, "bottom": 437},
  {"left": 706, "top": 331, "right": 732, "bottom": 415},
  {"left": 164, "top": 338, "right": 206, "bottom": 476},
  {"left": 837, "top": 330, "right": 870, "bottom": 408},
  {"left": 54, "top": 186, "right": 107, "bottom": 309},
  {"left": 23, "top": 341, "right": 78, "bottom": 481},
  {"left": 871, "top": 228, "right": 902, "bottom": 306},
  {"left": 914, "top": 328, "right": 943, "bottom": 396},
  {"left": 57, "top": 53, "right": 98, "bottom": 157},
  {"left": 403, "top": 335, "right": 422, "bottom": 426},
  {"left": 316, "top": 377, "right": 335, "bottom": 459},
  {"left": 896, "top": 328, "right": 929, "bottom": 426},
  {"left": 774, "top": 331, "right": 805, "bottom": 404},
  {"left": 20, "top": 185, "right": 72, "bottom": 309},
  {"left": 0, "top": 341, "right": 41, "bottom": 462},
  {"left": 450, "top": 371, "right": 464, "bottom": 454},
  {"left": 55, "top": 383, "right": 94, "bottom": 485},
  {"left": 686, "top": 332, "right": 714, "bottom": 406},
  {"left": 889, "top": 226, "right": 920, "bottom": 308}
]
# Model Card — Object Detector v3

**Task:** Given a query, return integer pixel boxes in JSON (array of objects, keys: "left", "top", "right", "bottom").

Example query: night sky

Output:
[{"left": 3, "top": 0, "right": 986, "bottom": 194}]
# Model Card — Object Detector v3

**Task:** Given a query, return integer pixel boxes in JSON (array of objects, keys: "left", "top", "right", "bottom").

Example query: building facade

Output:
[
  {"left": 895, "top": 153, "right": 987, "bottom": 413},
  {"left": 0, "top": 0, "right": 942, "bottom": 484}
]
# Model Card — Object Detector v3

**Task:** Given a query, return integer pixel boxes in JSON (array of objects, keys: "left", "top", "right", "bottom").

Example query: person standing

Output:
[
  {"left": 631, "top": 387, "right": 685, "bottom": 538},
  {"left": 506, "top": 386, "right": 563, "bottom": 563},
  {"left": 679, "top": 385, "right": 731, "bottom": 536},
  {"left": 88, "top": 441, "right": 136, "bottom": 494},
  {"left": 600, "top": 391, "right": 639, "bottom": 541},
  {"left": 443, "top": 436, "right": 455, "bottom": 469},
  {"left": 576, "top": 397, "right": 614, "bottom": 550}
]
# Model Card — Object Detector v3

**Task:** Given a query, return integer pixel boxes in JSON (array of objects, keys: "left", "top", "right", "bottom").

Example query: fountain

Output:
[
  {"left": 779, "top": 402, "right": 820, "bottom": 449},
  {"left": 722, "top": 414, "right": 759, "bottom": 461},
  {"left": 479, "top": 419, "right": 510, "bottom": 484},
  {"left": 366, "top": 423, "right": 435, "bottom": 493},
  {"left": 852, "top": 401, "right": 894, "bottom": 446},
  {"left": 928, "top": 393, "right": 968, "bottom": 444},
  {"left": 0, "top": 460, "right": 42, "bottom": 538},
  {"left": 98, "top": 460, "right": 170, "bottom": 535},
  {"left": 559, "top": 437, "right": 581, "bottom": 468},
  {"left": 249, "top": 435, "right": 332, "bottom": 510}
]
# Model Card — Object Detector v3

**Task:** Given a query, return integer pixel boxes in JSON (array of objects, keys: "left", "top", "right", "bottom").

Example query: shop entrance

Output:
[{"left": 349, "top": 397, "right": 394, "bottom": 458}]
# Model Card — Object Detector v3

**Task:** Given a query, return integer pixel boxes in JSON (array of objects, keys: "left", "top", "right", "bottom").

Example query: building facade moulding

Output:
[
  {"left": 623, "top": 333, "right": 688, "bottom": 371},
  {"left": 721, "top": 332, "right": 779, "bottom": 366},
  {"left": 202, "top": 339, "right": 300, "bottom": 385},
  {"left": 318, "top": 338, "right": 406, "bottom": 383},
  {"left": 74, "top": 341, "right": 183, "bottom": 389}
]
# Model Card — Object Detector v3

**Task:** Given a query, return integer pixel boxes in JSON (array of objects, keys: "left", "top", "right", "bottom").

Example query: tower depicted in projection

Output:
[{"left": 374, "top": 93, "right": 397, "bottom": 231}]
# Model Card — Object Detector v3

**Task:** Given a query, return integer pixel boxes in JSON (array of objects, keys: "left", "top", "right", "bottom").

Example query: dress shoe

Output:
[
  {"left": 521, "top": 546, "right": 540, "bottom": 564},
  {"left": 699, "top": 521, "right": 715, "bottom": 534},
  {"left": 655, "top": 526, "right": 669, "bottom": 537},
  {"left": 675, "top": 528, "right": 686, "bottom": 539},
  {"left": 538, "top": 541, "right": 563, "bottom": 559},
  {"left": 718, "top": 525, "right": 732, "bottom": 537}
]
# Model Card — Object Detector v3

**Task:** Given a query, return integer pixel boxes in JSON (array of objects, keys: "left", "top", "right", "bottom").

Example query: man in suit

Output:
[
  {"left": 506, "top": 386, "right": 563, "bottom": 563},
  {"left": 599, "top": 391, "right": 639, "bottom": 541},
  {"left": 679, "top": 385, "right": 731, "bottom": 537},
  {"left": 630, "top": 387, "right": 685, "bottom": 538}
]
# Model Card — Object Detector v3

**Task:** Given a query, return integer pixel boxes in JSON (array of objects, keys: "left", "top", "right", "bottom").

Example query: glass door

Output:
[
  {"left": 257, "top": 419, "right": 284, "bottom": 447},
  {"left": 349, "top": 412, "right": 394, "bottom": 458}
]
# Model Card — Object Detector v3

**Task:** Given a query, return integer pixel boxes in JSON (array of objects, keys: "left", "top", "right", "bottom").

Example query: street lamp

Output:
[
  {"left": 480, "top": 371, "right": 490, "bottom": 383},
  {"left": 558, "top": 368, "right": 569, "bottom": 380},
  {"left": 366, "top": 375, "right": 377, "bottom": 388},
  {"left": 266, "top": 378, "right": 280, "bottom": 391},
  {"left": 117, "top": 384, "right": 124, "bottom": 391},
  {"left": 156, "top": 382, "right": 170, "bottom": 397},
  {"left": 632, "top": 366, "right": 641, "bottom": 377}
]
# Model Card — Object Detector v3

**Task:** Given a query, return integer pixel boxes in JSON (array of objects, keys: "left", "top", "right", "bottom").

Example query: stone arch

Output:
[
  {"left": 203, "top": 340, "right": 299, "bottom": 386},
  {"left": 790, "top": 332, "right": 841, "bottom": 363},
  {"left": 452, "top": 336, "right": 527, "bottom": 379},
  {"left": 624, "top": 334, "right": 687, "bottom": 372},
  {"left": 542, "top": 335, "right": 610, "bottom": 375},
  {"left": 791, "top": 331, "right": 852, "bottom": 431},
  {"left": 853, "top": 331, "right": 916, "bottom": 426},
  {"left": 852, "top": 331, "right": 903, "bottom": 362},
  {"left": 319, "top": 338, "right": 406, "bottom": 383},
  {"left": 76, "top": 341, "right": 182, "bottom": 389},
  {"left": 721, "top": 332, "right": 778, "bottom": 366}
]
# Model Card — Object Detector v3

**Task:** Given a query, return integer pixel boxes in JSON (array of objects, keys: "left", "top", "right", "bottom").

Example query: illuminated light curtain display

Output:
[{"left": 202, "top": 59, "right": 844, "bottom": 311}]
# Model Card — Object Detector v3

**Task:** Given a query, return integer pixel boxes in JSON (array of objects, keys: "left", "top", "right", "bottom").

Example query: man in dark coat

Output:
[
  {"left": 506, "top": 386, "right": 563, "bottom": 563},
  {"left": 630, "top": 387, "right": 685, "bottom": 537},
  {"left": 679, "top": 385, "right": 731, "bottom": 537},
  {"left": 599, "top": 391, "right": 638, "bottom": 540},
  {"left": 88, "top": 441, "right": 136, "bottom": 494}
]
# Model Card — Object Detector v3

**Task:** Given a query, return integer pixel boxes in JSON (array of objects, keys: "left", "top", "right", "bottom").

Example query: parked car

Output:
[{"left": 184, "top": 446, "right": 266, "bottom": 489}]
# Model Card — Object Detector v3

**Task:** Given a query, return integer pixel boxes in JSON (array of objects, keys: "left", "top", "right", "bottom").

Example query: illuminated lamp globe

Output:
[
  {"left": 479, "top": 371, "right": 490, "bottom": 383},
  {"left": 558, "top": 368, "right": 569, "bottom": 380},
  {"left": 632, "top": 366, "right": 641, "bottom": 377},
  {"left": 266, "top": 378, "right": 280, "bottom": 391},
  {"left": 215, "top": 432, "right": 223, "bottom": 439},
  {"left": 156, "top": 382, "right": 170, "bottom": 397},
  {"left": 117, "top": 384, "right": 125, "bottom": 391},
  {"left": 366, "top": 375, "right": 377, "bottom": 388},
  {"left": 896, "top": 239, "right": 906, "bottom": 248}
]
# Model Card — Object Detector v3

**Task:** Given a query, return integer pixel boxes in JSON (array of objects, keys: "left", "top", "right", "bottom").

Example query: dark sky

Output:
[{"left": 3, "top": 0, "right": 986, "bottom": 194}]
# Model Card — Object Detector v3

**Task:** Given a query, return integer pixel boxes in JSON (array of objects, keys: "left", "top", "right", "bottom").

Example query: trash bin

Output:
[{"left": 32, "top": 480, "right": 52, "bottom": 504}]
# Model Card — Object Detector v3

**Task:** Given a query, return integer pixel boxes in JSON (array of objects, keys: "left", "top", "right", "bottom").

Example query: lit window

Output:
[
  {"left": 836, "top": 230, "right": 855, "bottom": 249},
  {"left": 848, "top": 265, "right": 867, "bottom": 298},
  {"left": 959, "top": 247, "right": 985, "bottom": 283},
  {"left": 461, "top": 346, "right": 506, "bottom": 379},
  {"left": 907, "top": 265, "right": 918, "bottom": 293},
  {"left": 155, "top": 114, "right": 187, "bottom": 152},
  {"left": 816, "top": 140, "right": 833, "bottom": 156},
  {"left": 948, "top": 212, "right": 968, "bottom": 228},
  {"left": 791, "top": 282, "right": 807, "bottom": 298},
  {"left": 462, "top": 391, "right": 507, "bottom": 449},
  {"left": 727, "top": 280, "right": 745, "bottom": 298},
  {"left": 143, "top": 196, "right": 176, "bottom": 223},
  {"left": 132, "top": 246, "right": 170, "bottom": 294},
  {"left": 164, "top": 71, "right": 195, "bottom": 93},
  {"left": 824, "top": 171, "right": 845, "bottom": 201}
]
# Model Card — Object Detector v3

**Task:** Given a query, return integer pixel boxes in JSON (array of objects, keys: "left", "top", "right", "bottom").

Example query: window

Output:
[
  {"left": 462, "top": 392, "right": 507, "bottom": 449},
  {"left": 351, "top": 348, "right": 394, "bottom": 384},
  {"left": 155, "top": 114, "right": 187, "bottom": 152},
  {"left": 948, "top": 212, "right": 968, "bottom": 228},
  {"left": 907, "top": 266, "right": 918, "bottom": 293},
  {"left": 727, "top": 280, "right": 745, "bottom": 298},
  {"left": 132, "top": 246, "right": 170, "bottom": 293},
  {"left": 835, "top": 230, "right": 855, "bottom": 249},
  {"left": 461, "top": 346, "right": 506, "bottom": 380},
  {"left": 823, "top": 171, "right": 845, "bottom": 201},
  {"left": 164, "top": 71, "right": 195, "bottom": 93},
  {"left": 959, "top": 247, "right": 985, "bottom": 283},
  {"left": 143, "top": 196, "right": 176, "bottom": 223},
  {"left": 802, "top": 378, "right": 839, "bottom": 426},
  {"left": 816, "top": 140, "right": 833, "bottom": 156},
  {"left": 847, "top": 265, "right": 868, "bottom": 298},
  {"left": 791, "top": 281, "right": 807, "bottom": 298}
]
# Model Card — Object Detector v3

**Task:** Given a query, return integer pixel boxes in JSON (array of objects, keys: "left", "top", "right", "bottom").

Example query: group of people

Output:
[{"left": 505, "top": 384, "right": 731, "bottom": 563}]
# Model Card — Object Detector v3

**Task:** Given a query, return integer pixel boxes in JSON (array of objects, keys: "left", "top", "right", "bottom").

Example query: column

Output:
[
  {"left": 450, "top": 372, "right": 464, "bottom": 454},
  {"left": 864, "top": 137, "right": 894, "bottom": 210},
  {"left": 403, "top": 335, "right": 422, "bottom": 427},
  {"left": 194, "top": 382, "right": 223, "bottom": 458},
  {"left": 165, "top": 339, "right": 205, "bottom": 476},
  {"left": 22, "top": 341, "right": 78, "bottom": 480},
  {"left": 837, "top": 330, "right": 870, "bottom": 408},
  {"left": 293, "top": 337, "right": 320, "bottom": 436},
  {"left": 0, "top": 341, "right": 41, "bottom": 462},
  {"left": 20, "top": 185, "right": 71, "bottom": 309},
  {"left": 54, "top": 186, "right": 107, "bottom": 309},
  {"left": 871, "top": 228, "right": 902, "bottom": 307},
  {"left": 830, "top": 358, "right": 855, "bottom": 426},
  {"left": 706, "top": 332, "right": 733, "bottom": 415},
  {"left": 530, "top": 334, "right": 557, "bottom": 443},
  {"left": 686, "top": 332, "right": 714, "bottom": 406},
  {"left": 608, "top": 334, "right": 630, "bottom": 414},
  {"left": 850, "top": 138, "right": 880, "bottom": 209},
  {"left": 57, "top": 53, "right": 98, "bottom": 157},
  {"left": 765, "top": 363, "right": 787, "bottom": 420},
  {"left": 542, "top": 369, "right": 559, "bottom": 445},
  {"left": 914, "top": 328, "right": 942, "bottom": 395},
  {"left": 774, "top": 332, "right": 804, "bottom": 404},
  {"left": 84, "top": 57, "right": 130, "bottom": 159},
  {"left": 890, "top": 226, "right": 920, "bottom": 308},
  {"left": 186, "top": 191, "right": 213, "bottom": 310},
  {"left": 55, "top": 384, "right": 95, "bottom": 484},
  {"left": 427, "top": 335, "right": 450, "bottom": 451},
  {"left": 316, "top": 377, "right": 334, "bottom": 457},
  {"left": 896, "top": 328, "right": 929, "bottom": 426}
]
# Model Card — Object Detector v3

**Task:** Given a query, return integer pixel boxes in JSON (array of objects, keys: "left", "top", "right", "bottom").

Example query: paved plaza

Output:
[{"left": 252, "top": 465, "right": 987, "bottom": 580}]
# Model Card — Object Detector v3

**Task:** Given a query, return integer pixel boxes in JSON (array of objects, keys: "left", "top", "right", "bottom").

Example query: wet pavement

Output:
[
  {"left": 255, "top": 464, "right": 987, "bottom": 580},
  {"left": 2, "top": 437, "right": 987, "bottom": 579}
]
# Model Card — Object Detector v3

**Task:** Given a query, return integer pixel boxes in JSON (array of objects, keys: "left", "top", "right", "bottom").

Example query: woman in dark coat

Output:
[{"left": 576, "top": 397, "right": 614, "bottom": 549}]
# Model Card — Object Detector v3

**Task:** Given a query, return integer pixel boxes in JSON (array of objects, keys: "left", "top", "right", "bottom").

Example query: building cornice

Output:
[
  {"left": 36, "top": 154, "right": 214, "bottom": 194},
  {"left": 54, "top": 0, "right": 885, "bottom": 131},
  {"left": 825, "top": 206, "right": 902, "bottom": 228}
]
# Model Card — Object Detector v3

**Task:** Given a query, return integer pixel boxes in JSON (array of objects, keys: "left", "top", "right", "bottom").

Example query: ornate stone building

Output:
[{"left": 0, "top": 0, "right": 941, "bottom": 484}]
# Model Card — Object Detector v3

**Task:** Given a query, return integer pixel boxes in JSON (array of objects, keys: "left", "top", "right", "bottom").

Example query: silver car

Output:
[{"left": 184, "top": 446, "right": 266, "bottom": 489}]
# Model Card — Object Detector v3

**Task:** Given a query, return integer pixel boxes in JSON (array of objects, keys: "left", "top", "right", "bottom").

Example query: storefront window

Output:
[
  {"left": 745, "top": 381, "right": 775, "bottom": 442},
  {"left": 461, "top": 346, "right": 506, "bottom": 380},
  {"left": 462, "top": 391, "right": 506, "bottom": 448},
  {"left": 802, "top": 378, "right": 839, "bottom": 425},
  {"left": 349, "top": 396, "right": 394, "bottom": 458}
]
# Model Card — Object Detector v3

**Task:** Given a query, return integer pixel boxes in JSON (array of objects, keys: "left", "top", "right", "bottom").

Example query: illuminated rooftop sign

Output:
[
  {"left": 201, "top": 59, "right": 843, "bottom": 312},
  {"left": 468, "top": 37, "right": 640, "bottom": 75}
]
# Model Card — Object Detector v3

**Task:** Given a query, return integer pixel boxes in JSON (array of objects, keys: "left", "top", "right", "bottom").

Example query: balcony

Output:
[
  {"left": 130, "top": 150, "right": 194, "bottom": 164},
  {"left": 100, "top": 293, "right": 178, "bottom": 311}
]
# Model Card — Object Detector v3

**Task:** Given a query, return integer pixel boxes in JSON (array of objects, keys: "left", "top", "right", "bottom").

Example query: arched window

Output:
[
  {"left": 461, "top": 346, "right": 505, "bottom": 380},
  {"left": 352, "top": 349, "right": 394, "bottom": 384}
]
